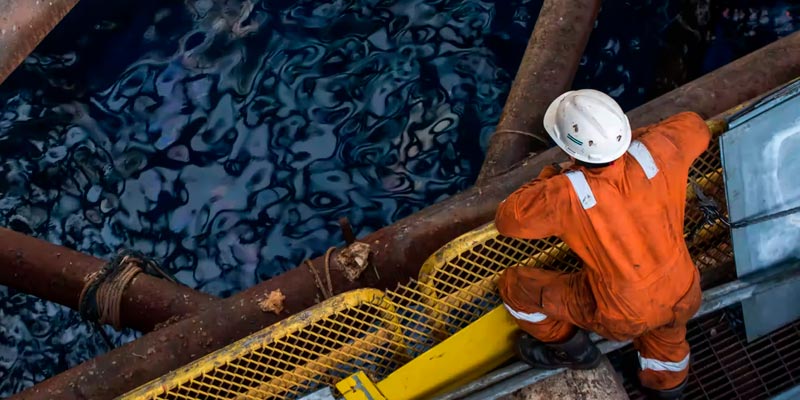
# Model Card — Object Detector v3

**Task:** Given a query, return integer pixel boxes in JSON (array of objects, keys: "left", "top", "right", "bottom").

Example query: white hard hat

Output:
[{"left": 543, "top": 89, "right": 631, "bottom": 164}]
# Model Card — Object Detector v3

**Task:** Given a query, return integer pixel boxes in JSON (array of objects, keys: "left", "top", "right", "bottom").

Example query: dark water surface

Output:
[{"left": 0, "top": 0, "right": 797, "bottom": 395}]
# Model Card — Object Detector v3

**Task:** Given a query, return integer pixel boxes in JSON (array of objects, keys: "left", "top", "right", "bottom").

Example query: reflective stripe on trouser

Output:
[
  {"left": 639, "top": 352, "right": 690, "bottom": 372},
  {"left": 497, "top": 267, "right": 596, "bottom": 343},
  {"left": 498, "top": 266, "right": 700, "bottom": 390},
  {"left": 634, "top": 323, "right": 692, "bottom": 390}
]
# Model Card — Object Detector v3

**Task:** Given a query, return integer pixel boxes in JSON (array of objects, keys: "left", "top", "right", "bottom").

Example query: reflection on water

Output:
[{"left": 0, "top": 0, "right": 797, "bottom": 395}]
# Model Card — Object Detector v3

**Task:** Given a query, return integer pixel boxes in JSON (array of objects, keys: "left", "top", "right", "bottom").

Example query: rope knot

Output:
[{"left": 79, "top": 250, "right": 176, "bottom": 332}]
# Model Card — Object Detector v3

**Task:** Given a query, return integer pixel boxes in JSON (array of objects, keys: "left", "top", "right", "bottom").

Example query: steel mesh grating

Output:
[
  {"left": 150, "top": 291, "right": 406, "bottom": 400},
  {"left": 611, "top": 305, "right": 800, "bottom": 400},
  {"left": 122, "top": 122, "right": 735, "bottom": 399},
  {"left": 684, "top": 133, "right": 734, "bottom": 276}
]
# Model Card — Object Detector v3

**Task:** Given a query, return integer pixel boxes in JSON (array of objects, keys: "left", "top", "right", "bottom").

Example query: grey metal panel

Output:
[
  {"left": 721, "top": 86, "right": 800, "bottom": 342},
  {"left": 728, "top": 78, "right": 800, "bottom": 129},
  {"left": 721, "top": 92, "right": 800, "bottom": 277},
  {"left": 742, "top": 278, "right": 800, "bottom": 342},
  {"left": 770, "top": 384, "right": 800, "bottom": 400},
  {"left": 730, "top": 217, "right": 800, "bottom": 279}
]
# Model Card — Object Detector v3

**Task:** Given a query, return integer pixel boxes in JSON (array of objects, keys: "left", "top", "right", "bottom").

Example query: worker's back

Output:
[{"left": 496, "top": 112, "right": 711, "bottom": 334}]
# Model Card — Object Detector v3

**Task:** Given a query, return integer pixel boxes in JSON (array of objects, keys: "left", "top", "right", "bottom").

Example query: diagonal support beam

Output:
[{"left": 475, "top": 0, "right": 601, "bottom": 185}]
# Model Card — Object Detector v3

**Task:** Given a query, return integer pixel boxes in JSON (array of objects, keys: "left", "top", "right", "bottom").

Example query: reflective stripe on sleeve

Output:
[{"left": 627, "top": 140, "right": 659, "bottom": 179}]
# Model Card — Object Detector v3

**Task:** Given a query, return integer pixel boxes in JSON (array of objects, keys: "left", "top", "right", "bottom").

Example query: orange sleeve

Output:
[
  {"left": 639, "top": 112, "right": 711, "bottom": 167},
  {"left": 495, "top": 177, "right": 562, "bottom": 240}
]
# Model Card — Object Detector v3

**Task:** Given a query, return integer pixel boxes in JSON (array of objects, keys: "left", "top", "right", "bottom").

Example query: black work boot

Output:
[
  {"left": 514, "top": 329, "right": 602, "bottom": 370},
  {"left": 643, "top": 378, "right": 688, "bottom": 400}
]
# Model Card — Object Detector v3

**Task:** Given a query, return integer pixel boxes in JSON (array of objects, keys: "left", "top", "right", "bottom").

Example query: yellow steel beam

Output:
[
  {"left": 337, "top": 371, "right": 388, "bottom": 400},
  {"left": 373, "top": 306, "right": 517, "bottom": 400}
]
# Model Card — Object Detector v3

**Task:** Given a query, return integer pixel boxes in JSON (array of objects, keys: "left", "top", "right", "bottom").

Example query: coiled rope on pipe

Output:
[{"left": 79, "top": 250, "right": 178, "bottom": 347}]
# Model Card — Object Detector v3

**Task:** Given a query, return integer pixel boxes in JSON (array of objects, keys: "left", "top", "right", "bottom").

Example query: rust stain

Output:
[{"left": 257, "top": 289, "right": 286, "bottom": 314}]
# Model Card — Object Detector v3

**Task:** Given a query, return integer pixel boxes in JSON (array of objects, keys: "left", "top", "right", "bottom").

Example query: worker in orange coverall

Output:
[{"left": 496, "top": 89, "right": 710, "bottom": 400}]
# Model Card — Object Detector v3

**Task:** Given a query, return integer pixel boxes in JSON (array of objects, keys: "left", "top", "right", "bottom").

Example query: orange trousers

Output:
[{"left": 498, "top": 266, "right": 701, "bottom": 390}]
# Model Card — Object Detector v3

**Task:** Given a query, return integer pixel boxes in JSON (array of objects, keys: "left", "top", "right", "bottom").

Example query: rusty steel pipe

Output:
[
  {"left": 14, "top": 31, "right": 800, "bottom": 400},
  {"left": 475, "top": 0, "right": 600, "bottom": 185},
  {"left": 0, "top": 0, "right": 79, "bottom": 85},
  {"left": 626, "top": 36, "right": 800, "bottom": 125},
  {"left": 0, "top": 228, "right": 218, "bottom": 332}
]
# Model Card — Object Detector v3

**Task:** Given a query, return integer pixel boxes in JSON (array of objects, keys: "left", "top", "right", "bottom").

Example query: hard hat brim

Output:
[{"left": 543, "top": 91, "right": 574, "bottom": 154}]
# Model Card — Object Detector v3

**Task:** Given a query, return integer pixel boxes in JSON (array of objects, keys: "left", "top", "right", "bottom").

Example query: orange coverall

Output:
[{"left": 496, "top": 112, "right": 711, "bottom": 390}]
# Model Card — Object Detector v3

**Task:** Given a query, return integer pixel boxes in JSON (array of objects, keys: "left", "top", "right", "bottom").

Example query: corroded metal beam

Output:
[
  {"left": 0, "top": 0, "right": 79, "bottom": 85},
  {"left": 13, "top": 31, "right": 800, "bottom": 400},
  {"left": 0, "top": 228, "right": 218, "bottom": 332},
  {"left": 475, "top": 0, "right": 601, "bottom": 185}
]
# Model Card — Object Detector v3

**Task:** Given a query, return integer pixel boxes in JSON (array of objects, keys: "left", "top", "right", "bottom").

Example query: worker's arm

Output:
[
  {"left": 495, "top": 175, "right": 562, "bottom": 239},
  {"left": 636, "top": 112, "right": 712, "bottom": 167}
]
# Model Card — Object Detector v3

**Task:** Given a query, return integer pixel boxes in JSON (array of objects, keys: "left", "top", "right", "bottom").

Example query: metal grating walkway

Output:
[{"left": 609, "top": 305, "right": 800, "bottom": 400}]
